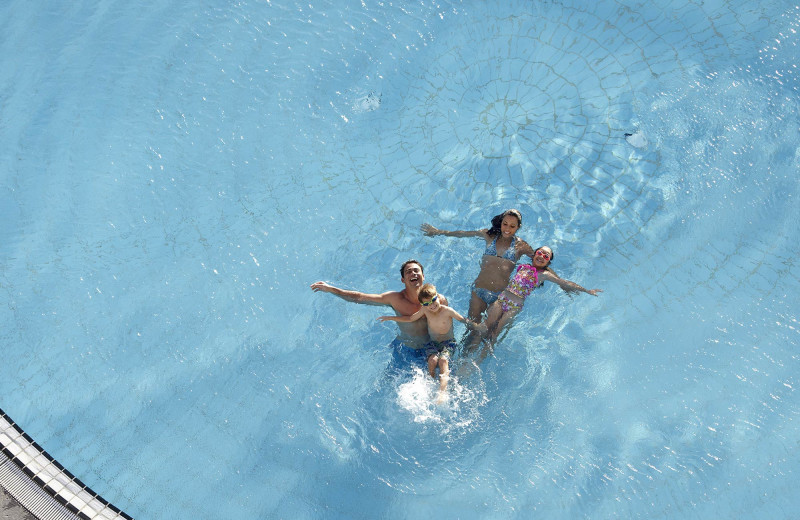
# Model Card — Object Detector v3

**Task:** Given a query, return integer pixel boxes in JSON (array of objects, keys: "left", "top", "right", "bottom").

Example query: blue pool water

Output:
[{"left": 2, "top": 0, "right": 799, "bottom": 518}]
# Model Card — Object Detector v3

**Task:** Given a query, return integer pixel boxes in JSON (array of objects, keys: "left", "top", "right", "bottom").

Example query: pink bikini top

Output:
[{"left": 505, "top": 264, "right": 540, "bottom": 299}]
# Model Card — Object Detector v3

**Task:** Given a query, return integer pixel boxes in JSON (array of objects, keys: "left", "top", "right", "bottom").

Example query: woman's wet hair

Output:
[{"left": 488, "top": 209, "right": 523, "bottom": 236}]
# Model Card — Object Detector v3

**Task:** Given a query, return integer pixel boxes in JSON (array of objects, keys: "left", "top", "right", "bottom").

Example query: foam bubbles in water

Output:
[
  {"left": 624, "top": 129, "right": 648, "bottom": 149},
  {"left": 352, "top": 91, "right": 382, "bottom": 113}
]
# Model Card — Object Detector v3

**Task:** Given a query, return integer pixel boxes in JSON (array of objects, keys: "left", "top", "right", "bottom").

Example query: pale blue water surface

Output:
[{"left": 1, "top": 1, "right": 799, "bottom": 518}]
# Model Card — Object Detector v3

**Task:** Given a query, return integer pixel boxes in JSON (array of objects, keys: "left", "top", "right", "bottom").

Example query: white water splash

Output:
[{"left": 395, "top": 367, "right": 488, "bottom": 433}]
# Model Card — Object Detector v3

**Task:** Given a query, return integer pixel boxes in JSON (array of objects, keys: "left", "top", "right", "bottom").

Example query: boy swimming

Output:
[{"left": 378, "top": 283, "right": 482, "bottom": 400}]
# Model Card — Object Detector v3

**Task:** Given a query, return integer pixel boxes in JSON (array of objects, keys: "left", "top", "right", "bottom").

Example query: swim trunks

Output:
[
  {"left": 424, "top": 339, "right": 456, "bottom": 360},
  {"left": 390, "top": 337, "right": 428, "bottom": 367},
  {"left": 483, "top": 235, "right": 518, "bottom": 261}
]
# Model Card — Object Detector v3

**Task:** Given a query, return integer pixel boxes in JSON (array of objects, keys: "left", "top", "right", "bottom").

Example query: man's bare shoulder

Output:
[
  {"left": 380, "top": 289, "right": 408, "bottom": 302},
  {"left": 383, "top": 288, "right": 422, "bottom": 315}
]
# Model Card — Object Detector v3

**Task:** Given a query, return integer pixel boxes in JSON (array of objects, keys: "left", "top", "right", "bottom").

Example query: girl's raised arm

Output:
[{"left": 539, "top": 270, "right": 602, "bottom": 296}]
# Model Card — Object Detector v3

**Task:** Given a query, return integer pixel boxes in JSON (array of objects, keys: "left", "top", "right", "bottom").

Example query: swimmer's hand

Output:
[
  {"left": 310, "top": 281, "right": 333, "bottom": 292},
  {"left": 465, "top": 320, "right": 487, "bottom": 333},
  {"left": 586, "top": 289, "right": 602, "bottom": 296},
  {"left": 377, "top": 316, "right": 396, "bottom": 322},
  {"left": 420, "top": 223, "right": 439, "bottom": 236},
  {"left": 461, "top": 318, "right": 489, "bottom": 334}
]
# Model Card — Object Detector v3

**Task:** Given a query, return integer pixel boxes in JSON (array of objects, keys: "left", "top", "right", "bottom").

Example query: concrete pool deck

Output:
[{"left": 1, "top": 483, "right": 38, "bottom": 520}]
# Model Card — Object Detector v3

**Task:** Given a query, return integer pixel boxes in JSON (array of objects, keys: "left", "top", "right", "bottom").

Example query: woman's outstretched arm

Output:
[{"left": 420, "top": 223, "right": 487, "bottom": 239}]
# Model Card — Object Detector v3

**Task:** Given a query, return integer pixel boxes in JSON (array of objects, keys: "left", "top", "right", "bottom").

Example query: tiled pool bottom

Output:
[{"left": 0, "top": 409, "right": 131, "bottom": 520}]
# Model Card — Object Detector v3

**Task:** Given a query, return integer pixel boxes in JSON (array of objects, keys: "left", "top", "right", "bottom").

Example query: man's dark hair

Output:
[{"left": 400, "top": 259, "right": 424, "bottom": 278}]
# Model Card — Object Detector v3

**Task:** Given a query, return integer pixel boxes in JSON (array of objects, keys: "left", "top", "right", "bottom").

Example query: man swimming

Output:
[{"left": 310, "top": 259, "right": 448, "bottom": 350}]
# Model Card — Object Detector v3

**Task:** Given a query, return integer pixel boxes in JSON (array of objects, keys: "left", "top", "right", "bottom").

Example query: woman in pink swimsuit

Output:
[{"left": 483, "top": 246, "right": 602, "bottom": 345}]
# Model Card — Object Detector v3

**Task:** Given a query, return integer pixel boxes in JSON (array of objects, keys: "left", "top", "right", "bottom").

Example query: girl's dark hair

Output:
[{"left": 487, "top": 209, "right": 523, "bottom": 237}]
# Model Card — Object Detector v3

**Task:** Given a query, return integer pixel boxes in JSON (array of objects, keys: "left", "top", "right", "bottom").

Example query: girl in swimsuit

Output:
[
  {"left": 420, "top": 209, "right": 536, "bottom": 325},
  {"left": 483, "top": 246, "right": 602, "bottom": 346}
]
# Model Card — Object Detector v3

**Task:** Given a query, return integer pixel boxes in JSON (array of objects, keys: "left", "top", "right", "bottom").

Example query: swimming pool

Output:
[{"left": 1, "top": 0, "right": 799, "bottom": 518}]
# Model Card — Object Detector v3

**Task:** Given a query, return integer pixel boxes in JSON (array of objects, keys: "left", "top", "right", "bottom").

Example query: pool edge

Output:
[{"left": 0, "top": 408, "right": 132, "bottom": 520}]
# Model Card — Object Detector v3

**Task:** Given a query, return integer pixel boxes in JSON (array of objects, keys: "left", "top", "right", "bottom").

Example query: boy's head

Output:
[{"left": 417, "top": 283, "right": 441, "bottom": 311}]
